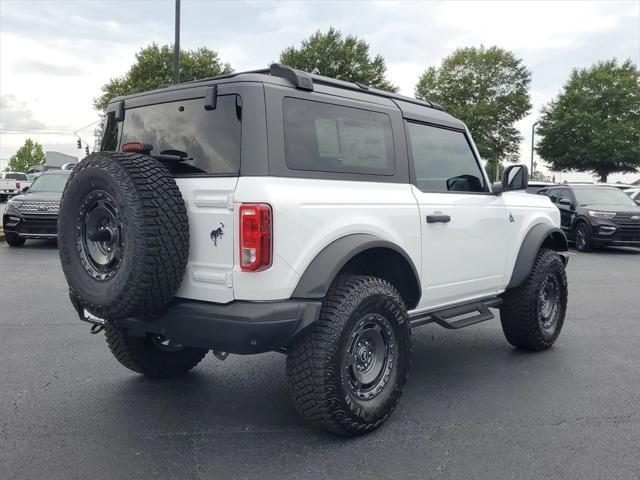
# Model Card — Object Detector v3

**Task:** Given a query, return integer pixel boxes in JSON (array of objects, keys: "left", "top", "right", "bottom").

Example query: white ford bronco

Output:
[{"left": 58, "top": 64, "right": 569, "bottom": 436}]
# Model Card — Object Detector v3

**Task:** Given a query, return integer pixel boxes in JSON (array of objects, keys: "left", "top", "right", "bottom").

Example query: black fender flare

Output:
[
  {"left": 507, "top": 223, "right": 568, "bottom": 289},
  {"left": 292, "top": 233, "right": 421, "bottom": 301}
]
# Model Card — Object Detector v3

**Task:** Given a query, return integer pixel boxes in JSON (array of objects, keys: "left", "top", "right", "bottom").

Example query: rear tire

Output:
[
  {"left": 5, "top": 233, "right": 25, "bottom": 247},
  {"left": 105, "top": 325, "right": 207, "bottom": 379},
  {"left": 286, "top": 275, "right": 412, "bottom": 436},
  {"left": 500, "top": 249, "right": 568, "bottom": 351}
]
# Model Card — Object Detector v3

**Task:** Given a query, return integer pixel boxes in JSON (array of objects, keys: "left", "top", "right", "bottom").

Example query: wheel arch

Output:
[
  {"left": 291, "top": 234, "right": 421, "bottom": 309},
  {"left": 507, "top": 223, "right": 568, "bottom": 289}
]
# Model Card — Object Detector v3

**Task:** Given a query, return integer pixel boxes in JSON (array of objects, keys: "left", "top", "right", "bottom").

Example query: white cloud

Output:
[{"left": 0, "top": 0, "right": 638, "bottom": 181}]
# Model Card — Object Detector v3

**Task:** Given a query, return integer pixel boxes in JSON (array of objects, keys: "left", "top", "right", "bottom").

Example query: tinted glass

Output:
[
  {"left": 120, "top": 96, "right": 241, "bottom": 175},
  {"left": 283, "top": 97, "right": 395, "bottom": 175},
  {"left": 407, "top": 122, "right": 486, "bottom": 192},
  {"left": 28, "top": 174, "right": 70, "bottom": 192},
  {"left": 557, "top": 189, "right": 572, "bottom": 204},
  {"left": 573, "top": 187, "right": 637, "bottom": 206},
  {"left": 6, "top": 173, "right": 28, "bottom": 180},
  {"left": 100, "top": 111, "right": 120, "bottom": 151}
]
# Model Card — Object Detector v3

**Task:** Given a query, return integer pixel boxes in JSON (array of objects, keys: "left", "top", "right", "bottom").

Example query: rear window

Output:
[
  {"left": 5, "top": 173, "right": 28, "bottom": 180},
  {"left": 283, "top": 97, "right": 395, "bottom": 176},
  {"left": 119, "top": 95, "right": 241, "bottom": 175}
]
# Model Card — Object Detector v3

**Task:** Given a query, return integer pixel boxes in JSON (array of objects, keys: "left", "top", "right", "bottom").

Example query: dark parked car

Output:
[
  {"left": 2, "top": 169, "right": 72, "bottom": 246},
  {"left": 538, "top": 185, "right": 640, "bottom": 251}
]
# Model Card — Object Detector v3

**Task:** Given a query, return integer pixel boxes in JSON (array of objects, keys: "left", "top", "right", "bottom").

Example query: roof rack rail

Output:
[
  {"left": 157, "top": 64, "right": 445, "bottom": 112},
  {"left": 269, "top": 63, "right": 314, "bottom": 91}
]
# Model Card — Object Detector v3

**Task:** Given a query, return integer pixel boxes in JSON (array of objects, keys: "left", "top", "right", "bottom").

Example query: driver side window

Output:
[{"left": 406, "top": 122, "right": 486, "bottom": 193}]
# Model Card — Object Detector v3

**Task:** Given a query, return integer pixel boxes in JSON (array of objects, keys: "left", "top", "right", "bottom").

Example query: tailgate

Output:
[{"left": 174, "top": 177, "right": 238, "bottom": 303}]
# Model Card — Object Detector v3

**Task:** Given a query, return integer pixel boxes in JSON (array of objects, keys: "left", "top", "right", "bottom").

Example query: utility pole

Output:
[
  {"left": 173, "top": 0, "right": 181, "bottom": 84},
  {"left": 530, "top": 121, "right": 538, "bottom": 177}
]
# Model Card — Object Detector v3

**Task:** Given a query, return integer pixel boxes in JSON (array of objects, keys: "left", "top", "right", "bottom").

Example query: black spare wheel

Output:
[{"left": 58, "top": 152, "right": 190, "bottom": 320}]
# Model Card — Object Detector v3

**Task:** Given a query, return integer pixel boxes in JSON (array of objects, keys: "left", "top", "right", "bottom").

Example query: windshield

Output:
[
  {"left": 573, "top": 187, "right": 637, "bottom": 206},
  {"left": 28, "top": 174, "right": 70, "bottom": 193}
]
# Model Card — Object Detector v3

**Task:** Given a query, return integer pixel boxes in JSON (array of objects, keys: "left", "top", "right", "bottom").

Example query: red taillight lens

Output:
[
  {"left": 122, "top": 142, "right": 145, "bottom": 152},
  {"left": 239, "top": 203, "right": 272, "bottom": 271},
  {"left": 16, "top": 181, "right": 21, "bottom": 189}
]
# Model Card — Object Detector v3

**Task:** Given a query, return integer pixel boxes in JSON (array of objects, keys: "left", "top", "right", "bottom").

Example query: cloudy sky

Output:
[{"left": 1, "top": 0, "right": 638, "bottom": 181}]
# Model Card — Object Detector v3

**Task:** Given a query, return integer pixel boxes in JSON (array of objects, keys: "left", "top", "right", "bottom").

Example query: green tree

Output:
[
  {"left": 415, "top": 46, "right": 532, "bottom": 179},
  {"left": 536, "top": 59, "right": 640, "bottom": 183},
  {"left": 8, "top": 138, "right": 45, "bottom": 172},
  {"left": 280, "top": 27, "right": 397, "bottom": 92},
  {"left": 94, "top": 43, "right": 233, "bottom": 111}
]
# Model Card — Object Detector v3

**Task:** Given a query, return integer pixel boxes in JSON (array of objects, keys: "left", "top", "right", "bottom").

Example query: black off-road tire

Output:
[
  {"left": 286, "top": 275, "right": 412, "bottom": 436},
  {"left": 5, "top": 233, "right": 25, "bottom": 247},
  {"left": 105, "top": 325, "right": 207, "bottom": 378},
  {"left": 500, "top": 249, "right": 568, "bottom": 351},
  {"left": 58, "top": 152, "right": 189, "bottom": 320},
  {"left": 574, "top": 222, "right": 593, "bottom": 252}
]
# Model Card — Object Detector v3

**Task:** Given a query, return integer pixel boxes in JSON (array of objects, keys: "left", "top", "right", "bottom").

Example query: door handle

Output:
[{"left": 426, "top": 214, "right": 451, "bottom": 224}]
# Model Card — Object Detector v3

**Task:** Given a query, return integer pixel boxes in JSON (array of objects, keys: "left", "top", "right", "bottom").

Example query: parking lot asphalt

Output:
[{"left": 1, "top": 238, "right": 639, "bottom": 480}]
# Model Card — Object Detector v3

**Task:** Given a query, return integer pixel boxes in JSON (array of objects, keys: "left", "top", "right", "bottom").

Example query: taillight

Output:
[
  {"left": 16, "top": 181, "right": 21, "bottom": 189},
  {"left": 239, "top": 203, "right": 272, "bottom": 271}
]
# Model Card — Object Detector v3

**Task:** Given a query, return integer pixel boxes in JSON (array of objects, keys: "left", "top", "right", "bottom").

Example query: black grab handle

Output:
[{"left": 426, "top": 214, "right": 451, "bottom": 224}]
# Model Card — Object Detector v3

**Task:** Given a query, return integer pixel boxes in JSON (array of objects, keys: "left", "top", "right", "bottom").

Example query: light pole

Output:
[
  {"left": 530, "top": 121, "right": 538, "bottom": 177},
  {"left": 173, "top": 0, "right": 181, "bottom": 84}
]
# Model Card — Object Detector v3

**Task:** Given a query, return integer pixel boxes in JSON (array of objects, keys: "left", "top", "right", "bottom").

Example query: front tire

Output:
[
  {"left": 105, "top": 325, "right": 207, "bottom": 379},
  {"left": 5, "top": 233, "right": 25, "bottom": 247},
  {"left": 286, "top": 275, "right": 412, "bottom": 436},
  {"left": 500, "top": 249, "right": 568, "bottom": 351},
  {"left": 574, "top": 222, "right": 593, "bottom": 252}
]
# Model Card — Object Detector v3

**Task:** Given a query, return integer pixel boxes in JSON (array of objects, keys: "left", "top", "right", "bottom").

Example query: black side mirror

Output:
[
  {"left": 22, "top": 186, "right": 29, "bottom": 193},
  {"left": 502, "top": 165, "right": 529, "bottom": 191},
  {"left": 558, "top": 198, "right": 572, "bottom": 206}
]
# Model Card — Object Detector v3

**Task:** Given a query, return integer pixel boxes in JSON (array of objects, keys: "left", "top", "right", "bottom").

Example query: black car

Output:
[
  {"left": 538, "top": 185, "right": 640, "bottom": 251},
  {"left": 2, "top": 169, "right": 72, "bottom": 246}
]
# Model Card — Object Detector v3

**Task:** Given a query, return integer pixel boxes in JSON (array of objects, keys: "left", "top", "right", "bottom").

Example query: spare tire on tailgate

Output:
[{"left": 58, "top": 152, "right": 189, "bottom": 320}]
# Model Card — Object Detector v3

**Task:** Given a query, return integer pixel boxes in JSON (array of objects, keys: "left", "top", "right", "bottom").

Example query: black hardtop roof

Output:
[{"left": 110, "top": 63, "right": 445, "bottom": 112}]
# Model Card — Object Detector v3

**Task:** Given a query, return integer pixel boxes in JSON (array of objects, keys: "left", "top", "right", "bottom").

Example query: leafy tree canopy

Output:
[
  {"left": 280, "top": 27, "right": 397, "bottom": 92},
  {"left": 94, "top": 43, "right": 233, "bottom": 111},
  {"left": 8, "top": 138, "right": 45, "bottom": 172},
  {"left": 415, "top": 46, "right": 532, "bottom": 170},
  {"left": 536, "top": 59, "right": 640, "bottom": 183}
]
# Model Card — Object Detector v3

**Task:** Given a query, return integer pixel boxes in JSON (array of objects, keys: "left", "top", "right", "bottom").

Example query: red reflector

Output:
[
  {"left": 239, "top": 203, "right": 272, "bottom": 271},
  {"left": 122, "top": 142, "right": 144, "bottom": 152}
]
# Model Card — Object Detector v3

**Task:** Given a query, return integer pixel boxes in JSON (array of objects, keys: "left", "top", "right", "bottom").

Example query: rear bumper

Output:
[{"left": 75, "top": 297, "right": 323, "bottom": 354}]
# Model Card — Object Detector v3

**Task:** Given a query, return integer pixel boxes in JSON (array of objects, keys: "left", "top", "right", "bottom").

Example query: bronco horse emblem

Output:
[{"left": 210, "top": 222, "right": 225, "bottom": 246}]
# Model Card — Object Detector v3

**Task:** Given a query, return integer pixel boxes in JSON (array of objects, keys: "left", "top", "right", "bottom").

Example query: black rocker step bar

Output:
[{"left": 409, "top": 297, "right": 502, "bottom": 330}]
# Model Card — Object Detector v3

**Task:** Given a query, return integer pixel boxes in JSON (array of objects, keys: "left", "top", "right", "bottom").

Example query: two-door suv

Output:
[{"left": 58, "top": 64, "right": 569, "bottom": 436}]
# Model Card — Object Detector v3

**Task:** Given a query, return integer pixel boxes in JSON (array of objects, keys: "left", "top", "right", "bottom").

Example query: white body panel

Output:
[
  {"left": 175, "top": 174, "right": 560, "bottom": 311},
  {"left": 175, "top": 177, "right": 238, "bottom": 304},
  {"left": 232, "top": 177, "right": 421, "bottom": 301},
  {"left": 412, "top": 185, "right": 508, "bottom": 309}
]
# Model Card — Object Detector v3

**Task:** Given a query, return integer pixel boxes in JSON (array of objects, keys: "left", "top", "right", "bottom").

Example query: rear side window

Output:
[
  {"left": 283, "top": 97, "right": 395, "bottom": 176},
  {"left": 407, "top": 122, "right": 486, "bottom": 193},
  {"left": 100, "top": 111, "right": 120, "bottom": 151},
  {"left": 119, "top": 95, "right": 241, "bottom": 175}
]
